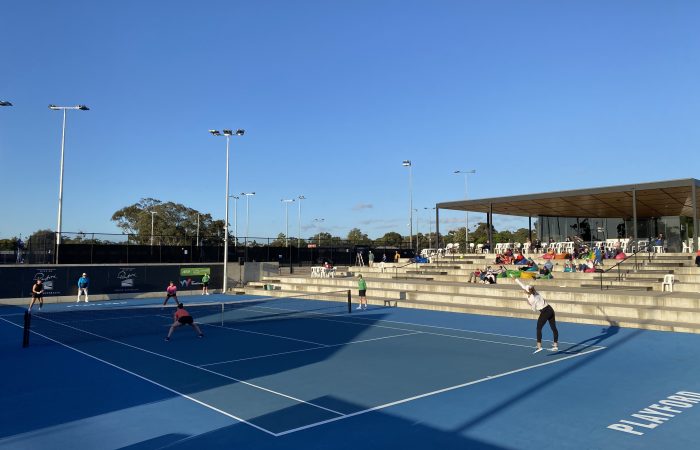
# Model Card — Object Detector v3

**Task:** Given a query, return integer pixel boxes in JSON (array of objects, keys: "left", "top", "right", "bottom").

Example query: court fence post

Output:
[{"left": 347, "top": 289, "right": 352, "bottom": 313}]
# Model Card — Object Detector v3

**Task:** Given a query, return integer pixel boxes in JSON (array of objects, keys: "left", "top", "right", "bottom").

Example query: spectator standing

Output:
[{"left": 368, "top": 250, "right": 375, "bottom": 267}]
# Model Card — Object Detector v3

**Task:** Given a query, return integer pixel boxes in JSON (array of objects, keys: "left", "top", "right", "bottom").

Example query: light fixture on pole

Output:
[
  {"left": 49, "top": 104, "right": 89, "bottom": 264},
  {"left": 313, "top": 218, "right": 325, "bottom": 247},
  {"left": 402, "top": 160, "right": 413, "bottom": 250},
  {"left": 150, "top": 211, "right": 157, "bottom": 246},
  {"left": 454, "top": 169, "right": 476, "bottom": 253},
  {"left": 0, "top": 101, "right": 12, "bottom": 107},
  {"left": 210, "top": 128, "right": 245, "bottom": 294},
  {"left": 281, "top": 199, "right": 295, "bottom": 247},
  {"left": 297, "top": 195, "right": 306, "bottom": 248},
  {"left": 424, "top": 207, "right": 436, "bottom": 249}
]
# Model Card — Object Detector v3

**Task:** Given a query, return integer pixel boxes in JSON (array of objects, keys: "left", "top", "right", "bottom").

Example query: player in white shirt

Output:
[{"left": 515, "top": 278, "right": 559, "bottom": 353}]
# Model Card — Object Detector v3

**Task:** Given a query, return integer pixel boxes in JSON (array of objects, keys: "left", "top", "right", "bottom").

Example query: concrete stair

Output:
[{"left": 245, "top": 259, "right": 700, "bottom": 334}]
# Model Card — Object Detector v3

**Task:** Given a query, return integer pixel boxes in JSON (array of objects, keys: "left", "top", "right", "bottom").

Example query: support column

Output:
[
  {"left": 487, "top": 203, "right": 493, "bottom": 250},
  {"left": 435, "top": 207, "right": 440, "bottom": 250},
  {"left": 693, "top": 182, "right": 698, "bottom": 251},
  {"left": 528, "top": 216, "right": 532, "bottom": 242},
  {"left": 632, "top": 188, "right": 638, "bottom": 240}
]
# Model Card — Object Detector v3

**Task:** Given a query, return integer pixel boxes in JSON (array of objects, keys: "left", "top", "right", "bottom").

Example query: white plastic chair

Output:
[
  {"left": 682, "top": 241, "right": 692, "bottom": 253},
  {"left": 662, "top": 274, "right": 674, "bottom": 292}
]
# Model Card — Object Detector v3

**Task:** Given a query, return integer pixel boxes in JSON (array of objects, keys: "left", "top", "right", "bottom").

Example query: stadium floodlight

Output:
[
  {"left": 210, "top": 127, "right": 245, "bottom": 294},
  {"left": 49, "top": 103, "right": 90, "bottom": 264},
  {"left": 454, "top": 169, "right": 477, "bottom": 252},
  {"left": 0, "top": 101, "right": 12, "bottom": 107}
]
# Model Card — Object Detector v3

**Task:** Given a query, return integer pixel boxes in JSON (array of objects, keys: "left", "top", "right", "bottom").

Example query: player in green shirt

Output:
[
  {"left": 357, "top": 274, "right": 367, "bottom": 310},
  {"left": 201, "top": 273, "right": 211, "bottom": 295}
]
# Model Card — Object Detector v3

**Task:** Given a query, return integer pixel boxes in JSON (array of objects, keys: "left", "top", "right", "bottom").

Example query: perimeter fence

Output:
[{"left": 3, "top": 232, "right": 416, "bottom": 266}]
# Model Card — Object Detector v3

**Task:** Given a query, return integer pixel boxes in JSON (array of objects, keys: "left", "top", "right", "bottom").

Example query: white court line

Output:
[
  {"left": 199, "top": 331, "right": 423, "bottom": 367},
  {"left": 244, "top": 303, "right": 606, "bottom": 349},
  {"left": 244, "top": 305, "right": 588, "bottom": 351},
  {"left": 203, "top": 322, "right": 328, "bottom": 347},
  {"left": 0, "top": 317, "right": 276, "bottom": 436},
  {"left": 274, "top": 346, "right": 607, "bottom": 437},
  {"left": 28, "top": 315, "right": 344, "bottom": 417}
]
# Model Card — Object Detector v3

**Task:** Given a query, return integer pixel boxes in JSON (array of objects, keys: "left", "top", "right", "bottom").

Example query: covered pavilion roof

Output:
[{"left": 436, "top": 178, "right": 700, "bottom": 219}]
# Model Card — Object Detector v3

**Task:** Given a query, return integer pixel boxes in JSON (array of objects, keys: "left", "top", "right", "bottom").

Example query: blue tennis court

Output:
[{"left": 1, "top": 294, "right": 699, "bottom": 449}]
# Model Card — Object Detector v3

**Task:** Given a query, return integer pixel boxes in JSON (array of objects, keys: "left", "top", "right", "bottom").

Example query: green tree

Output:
[
  {"left": 377, "top": 231, "right": 403, "bottom": 246},
  {"left": 0, "top": 237, "right": 19, "bottom": 251},
  {"left": 111, "top": 198, "right": 223, "bottom": 245},
  {"left": 347, "top": 228, "right": 370, "bottom": 245},
  {"left": 271, "top": 233, "right": 288, "bottom": 246}
]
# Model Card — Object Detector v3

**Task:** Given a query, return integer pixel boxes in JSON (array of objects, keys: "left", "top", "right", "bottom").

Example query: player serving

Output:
[
  {"left": 165, "top": 303, "right": 204, "bottom": 341},
  {"left": 514, "top": 278, "right": 559, "bottom": 353}
]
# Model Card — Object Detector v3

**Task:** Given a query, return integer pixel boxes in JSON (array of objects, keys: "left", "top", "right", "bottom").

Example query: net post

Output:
[
  {"left": 22, "top": 310, "right": 31, "bottom": 348},
  {"left": 221, "top": 303, "right": 224, "bottom": 326},
  {"left": 347, "top": 289, "right": 352, "bottom": 313}
]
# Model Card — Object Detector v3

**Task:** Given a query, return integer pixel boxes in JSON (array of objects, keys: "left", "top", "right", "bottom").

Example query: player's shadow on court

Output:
[{"left": 550, "top": 325, "right": 619, "bottom": 355}]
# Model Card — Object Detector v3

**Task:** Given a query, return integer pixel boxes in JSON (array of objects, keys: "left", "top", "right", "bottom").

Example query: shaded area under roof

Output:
[{"left": 437, "top": 178, "right": 700, "bottom": 218}]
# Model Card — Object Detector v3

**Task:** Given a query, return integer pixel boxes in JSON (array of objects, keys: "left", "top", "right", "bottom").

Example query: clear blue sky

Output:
[{"left": 2, "top": 1, "right": 699, "bottom": 241}]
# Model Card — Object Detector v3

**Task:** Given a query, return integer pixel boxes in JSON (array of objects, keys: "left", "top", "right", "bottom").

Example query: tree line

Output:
[{"left": 3, "top": 198, "right": 536, "bottom": 250}]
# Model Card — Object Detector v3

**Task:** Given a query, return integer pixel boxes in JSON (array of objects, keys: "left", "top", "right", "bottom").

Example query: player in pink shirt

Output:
[
  {"left": 163, "top": 281, "right": 179, "bottom": 306},
  {"left": 165, "top": 303, "right": 204, "bottom": 341}
]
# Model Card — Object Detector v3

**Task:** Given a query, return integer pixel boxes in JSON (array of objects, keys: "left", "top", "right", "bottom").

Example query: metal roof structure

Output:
[{"left": 436, "top": 178, "right": 700, "bottom": 219}]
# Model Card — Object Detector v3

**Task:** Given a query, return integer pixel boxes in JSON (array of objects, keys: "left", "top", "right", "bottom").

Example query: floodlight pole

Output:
[
  {"left": 314, "top": 218, "right": 325, "bottom": 246},
  {"left": 210, "top": 129, "right": 245, "bottom": 294},
  {"left": 242, "top": 192, "right": 255, "bottom": 244},
  {"left": 282, "top": 199, "right": 295, "bottom": 247},
  {"left": 424, "top": 207, "right": 436, "bottom": 249},
  {"left": 297, "top": 195, "right": 306, "bottom": 248},
  {"left": 230, "top": 195, "right": 239, "bottom": 245},
  {"left": 150, "top": 211, "right": 157, "bottom": 246},
  {"left": 49, "top": 104, "right": 89, "bottom": 264},
  {"left": 402, "top": 160, "right": 413, "bottom": 250},
  {"left": 455, "top": 170, "right": 476, "bottom": 253}
]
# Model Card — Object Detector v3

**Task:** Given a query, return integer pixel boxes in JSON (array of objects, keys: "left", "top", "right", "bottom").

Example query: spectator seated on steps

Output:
[
  {"left": 542, "top": 248, "right": 555, "bottom": 259},
  {"left": 468, "top": 267, "right": 485, "bottom": 283},
  {"left": 578, "top": 259, "right": 596, "bottom": 272},
  {"left": 540, "top": 260, "right": 554, "bottom": 275},
  {"left": 482, "top": 267, "right": 497, "bottom": 284},
  {"left": 519, "top": 258, "right": 538, "bottom": 272},
  {"left": 563, "top": 262, "right": 576, "bottom": 272},
  {"left": 513, "top": 252, "right": 528, "bottom": 265}
]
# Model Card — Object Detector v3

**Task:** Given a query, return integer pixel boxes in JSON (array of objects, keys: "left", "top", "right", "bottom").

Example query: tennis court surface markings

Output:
[{"left": 2, "top": 300, "right": 605, "bottom": 436}]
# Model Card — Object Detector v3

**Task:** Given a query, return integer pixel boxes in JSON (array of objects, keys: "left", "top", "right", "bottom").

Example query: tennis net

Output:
[{"left": 16, "top": 289, "right": 352, "bottom": 347}]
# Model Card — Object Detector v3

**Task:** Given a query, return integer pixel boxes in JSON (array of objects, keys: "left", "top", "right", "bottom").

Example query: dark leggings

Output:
[{"left": 536, "top": 305, "right": 559, "bottom": 343}]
